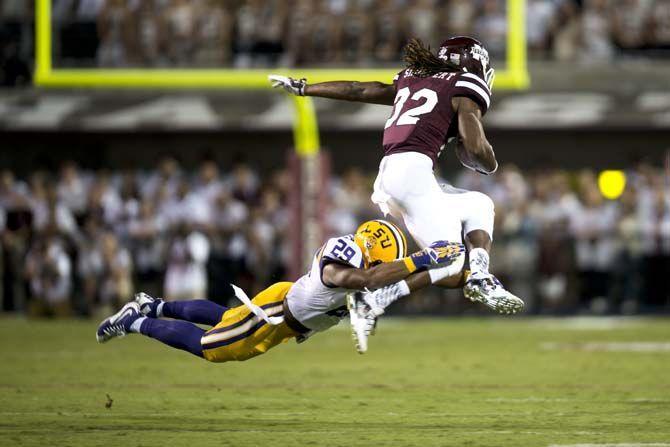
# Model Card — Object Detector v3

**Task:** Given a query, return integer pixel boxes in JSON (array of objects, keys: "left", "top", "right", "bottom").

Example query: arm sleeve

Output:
[{"left": 452, "top": 72, "right": 492, "bottom": 115}]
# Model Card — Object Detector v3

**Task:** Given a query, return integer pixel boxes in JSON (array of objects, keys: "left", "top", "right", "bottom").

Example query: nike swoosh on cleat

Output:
[{"left": 113, "top": 305, "right": 137, "bottom": 322}]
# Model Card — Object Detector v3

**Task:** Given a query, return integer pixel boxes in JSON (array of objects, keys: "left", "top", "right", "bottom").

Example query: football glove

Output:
[
  {"left": 268, "top": 75, "right": 307, "bottom": 96},
  {"left": 404, "top": 241, "right": 465, "bottom": 273},
  {"left": 362, "top": 281, "right": 411, "bottom": 317}
]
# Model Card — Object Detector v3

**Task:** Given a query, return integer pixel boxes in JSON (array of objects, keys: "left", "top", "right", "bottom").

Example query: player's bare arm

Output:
[
  {"left": 322, "top": 260, "right": 414, "bottom": 291},
  {"left": 269, "top": 75, "right": 396, "bottom": 105},
  {"left": 452, "top": 96, "right": 498, "bottom": 174},
  {"left": 304, "top": 81, "right": 396, "bottom": 105}
]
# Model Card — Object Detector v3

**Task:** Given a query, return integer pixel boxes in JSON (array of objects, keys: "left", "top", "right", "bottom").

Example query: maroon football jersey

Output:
[{"left": 382, "top": 69, "right": 491, "bottom": 166}]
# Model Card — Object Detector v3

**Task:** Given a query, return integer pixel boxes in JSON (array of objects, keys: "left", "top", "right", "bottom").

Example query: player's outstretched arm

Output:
[
  {"left": 452, "top": 96, "right": 498, "bottom": 175},
  {"left": 269, "top": 75, "right": 396, "bottom": 105},
  {"left": 323, "top": 261, "right": 411, "bottom": 291},
  {"left": 304, "top": 81, "right": 396, "bottom": 105},
  {"left": 322, "top": 241, "right": 465, "bottom": 290}
]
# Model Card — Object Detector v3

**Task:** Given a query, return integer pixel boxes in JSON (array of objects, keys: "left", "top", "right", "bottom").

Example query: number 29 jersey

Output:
[
  {"left": 382, "top": 69, "right": 492, "bottom": 167},
  {"left": 285, "top": 235, "right": 364, "bottom": 333}
]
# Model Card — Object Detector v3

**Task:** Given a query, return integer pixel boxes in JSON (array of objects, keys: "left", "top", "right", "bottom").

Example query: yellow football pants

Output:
[{"left": 201, "top": 282, "right": 298, "bottom": 363}]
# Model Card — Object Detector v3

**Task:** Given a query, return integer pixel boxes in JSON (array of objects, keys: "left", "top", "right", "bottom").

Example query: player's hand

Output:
[
  {"left": 406, "top": 241, "right": 465, "bottom": 271},
  {"left": 427, "top": 241, "right": 466, "bottom": 265},
  {"left": 268, "top": 75, "right": 306, "bottom": 96}
]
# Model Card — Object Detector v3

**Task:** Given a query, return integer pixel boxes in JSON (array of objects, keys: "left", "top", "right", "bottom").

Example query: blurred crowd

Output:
[
  {"left": 329, "top": 162, "right": 670, "bottom": 315},
  {"left": 452, "top": 162, "right": 670, "bottom": 315},
  {"left": 1, "top": 158, "right": 669, "bottom": 318},
  {"left": 0, "top": 158, "right": 291, "bottom": 317},
  {"left": 2, "top": 0, "right": 670, "bottom": 85}
]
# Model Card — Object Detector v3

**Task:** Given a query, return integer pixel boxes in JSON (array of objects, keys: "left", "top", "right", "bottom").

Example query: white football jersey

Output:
[{"left": 285, "top": 234, "right": 364, "bottom": 332}]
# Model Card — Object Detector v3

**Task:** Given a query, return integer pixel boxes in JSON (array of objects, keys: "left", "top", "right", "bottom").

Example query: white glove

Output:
[
  {"left": 268, "top": 74, "right": 307, "bottom": 96},
  {"left": 363, "top": 281, "right": 411, "bottom": 317}
]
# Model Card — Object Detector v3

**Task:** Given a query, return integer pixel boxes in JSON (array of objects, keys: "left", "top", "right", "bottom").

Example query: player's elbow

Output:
[
  {"left": 464, "top": 140, "right": 497, "bottom": 172},
  {"left": 477, "top": 151, "right": 498, "bottom": 173}
]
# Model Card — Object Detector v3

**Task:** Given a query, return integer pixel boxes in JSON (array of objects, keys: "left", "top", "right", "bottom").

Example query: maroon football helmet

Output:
[{"left": 438, "top": 36, "right": 495, "bottom": 89}]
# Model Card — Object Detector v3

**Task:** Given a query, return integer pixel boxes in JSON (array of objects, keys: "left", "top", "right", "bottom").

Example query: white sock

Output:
[
  {"left": 469, "top": 248, "right": 490, "bottom": 275},
  {"left": 156, "top": 302, "right": 165, "bottom": 318},
  {"left": 129, "top": 317, "right": 147, "bottom": 333}
]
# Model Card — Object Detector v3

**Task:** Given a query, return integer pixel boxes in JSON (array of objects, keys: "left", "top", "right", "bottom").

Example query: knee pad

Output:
[{"left": 462, "top": 192, "right": 495, "bottom": 238}]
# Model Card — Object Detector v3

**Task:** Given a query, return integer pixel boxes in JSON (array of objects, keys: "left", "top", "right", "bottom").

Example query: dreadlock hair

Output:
[{"left": 403, "top": 38, "right": 460, "bottom": 77}]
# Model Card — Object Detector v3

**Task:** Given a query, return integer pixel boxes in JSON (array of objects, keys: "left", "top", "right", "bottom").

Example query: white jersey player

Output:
[{"left": 96, "top": 220, "right": 465, "bottom": 361}]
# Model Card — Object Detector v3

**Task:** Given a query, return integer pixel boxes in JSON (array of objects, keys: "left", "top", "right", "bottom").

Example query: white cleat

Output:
[
  {"left": 96, "top": 302, "right": 141, "bottom": 343},
  {"left": 347, "top": 292, "right": 377, "bottom": 354},
  {"left": 463, "top": 272, "right": 525, "bottom": 315}
]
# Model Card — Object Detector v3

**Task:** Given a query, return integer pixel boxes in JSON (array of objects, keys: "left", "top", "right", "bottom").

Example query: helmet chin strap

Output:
[
  {"left": 355, "top": 233, "right": 372, "bottom": 267},
  {"left": 362, "top": 248, "right": 373, "bottom": 268},
  {"left": 485, "top": 67, "right": 495, "bottom": 90}
]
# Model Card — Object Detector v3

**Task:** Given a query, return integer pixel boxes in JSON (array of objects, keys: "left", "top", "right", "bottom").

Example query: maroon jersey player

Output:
[
  {"left": 270, "top": 37, "right": 523, "bottom": 321},
  {"left": 383, "top": 67, "right": 492, "bottom": 168}
]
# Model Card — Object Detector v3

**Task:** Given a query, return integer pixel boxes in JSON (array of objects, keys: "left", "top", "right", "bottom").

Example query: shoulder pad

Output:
[{"left": 452, "top": 72, "right": 491, "bottom": 114}]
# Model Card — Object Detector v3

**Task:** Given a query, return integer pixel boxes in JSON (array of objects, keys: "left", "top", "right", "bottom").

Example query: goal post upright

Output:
[
  {"left": 34, "top": 0, "right": 52, "bottom": 84},
  {"left": 290, "top": 96, "right": 327, "bottom": 277}
]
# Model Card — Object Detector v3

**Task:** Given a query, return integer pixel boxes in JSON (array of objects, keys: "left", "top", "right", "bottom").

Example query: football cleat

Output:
[
  {"left": 347, "top": 292, "right": 378, "bottom": 354},
  {"left": 463, "top": 272, "right": 524, "bottom": 314},
  {"left": 96, "top": 302, "right": 141, "bottom": 343},
  {"left": 134, "top": 292, "right": 163, "bottom": 318}
]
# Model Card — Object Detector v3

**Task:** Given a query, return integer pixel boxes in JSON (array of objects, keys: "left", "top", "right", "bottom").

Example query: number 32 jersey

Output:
[
  {"left": 285, "top": 235, "right": 364, "bottom": 333},
  {"left": 382, "top": 69, "right": 492, "bottom": 167}
]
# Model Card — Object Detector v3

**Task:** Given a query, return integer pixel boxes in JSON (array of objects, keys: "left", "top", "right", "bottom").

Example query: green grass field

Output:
[{"left": 1, "top": 316, "right": 669, "bottom": 447}]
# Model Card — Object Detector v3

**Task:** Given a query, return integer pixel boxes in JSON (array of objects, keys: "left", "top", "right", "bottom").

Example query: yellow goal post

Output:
[{"left": 34, "top": 0, "right": 528, "bottom": 154}]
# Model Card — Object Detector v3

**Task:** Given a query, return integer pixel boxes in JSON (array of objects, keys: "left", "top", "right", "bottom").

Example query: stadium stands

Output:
[
  {"left": 1, "top": 160, "right": 668, "bottom": 316},
  {"left": 2, "top": 0, "right": 670, "bottom": 85}
]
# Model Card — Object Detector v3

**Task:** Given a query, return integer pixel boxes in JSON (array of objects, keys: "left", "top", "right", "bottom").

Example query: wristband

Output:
[
  {"left": 427, "top": 253, "right": 467, "bottom": 284},
  {"left": 403, "top": 257, "right": 418, "bottom": 273},
  {"left": 406, "top": 248, "right": 436, "bottom": 272},
  {"left": 428, "top": 265, "right": 452, "bottom": 284}
]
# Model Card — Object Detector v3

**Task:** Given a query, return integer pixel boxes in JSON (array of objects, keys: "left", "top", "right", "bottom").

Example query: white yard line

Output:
[
  {"left": 549, "top": 444, "right": 670, "bottom": 447},
  {"left": 531, "top": 317, "right": 651, "bottom": 331},
  {"left": 541, "top": 342, "right": 670, "bottom": 352}
]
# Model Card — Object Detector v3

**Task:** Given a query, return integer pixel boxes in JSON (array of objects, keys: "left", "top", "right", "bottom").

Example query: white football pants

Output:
[{"left": 372, "top": 151, "right": 495, "bottom": 249}]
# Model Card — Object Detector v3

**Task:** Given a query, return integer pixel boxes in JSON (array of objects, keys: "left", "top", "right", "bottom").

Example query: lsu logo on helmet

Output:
[{"left": 354, "top": 219, "right": 408, "bottom": 267}]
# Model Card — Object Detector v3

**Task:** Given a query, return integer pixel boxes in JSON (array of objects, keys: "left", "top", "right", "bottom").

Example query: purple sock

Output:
[
  {"left": 162, "top": 300, "right": 227, "bottom": 326},
  {"left": 140, "top": 318, "right": 205, "bottom": 358}
]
